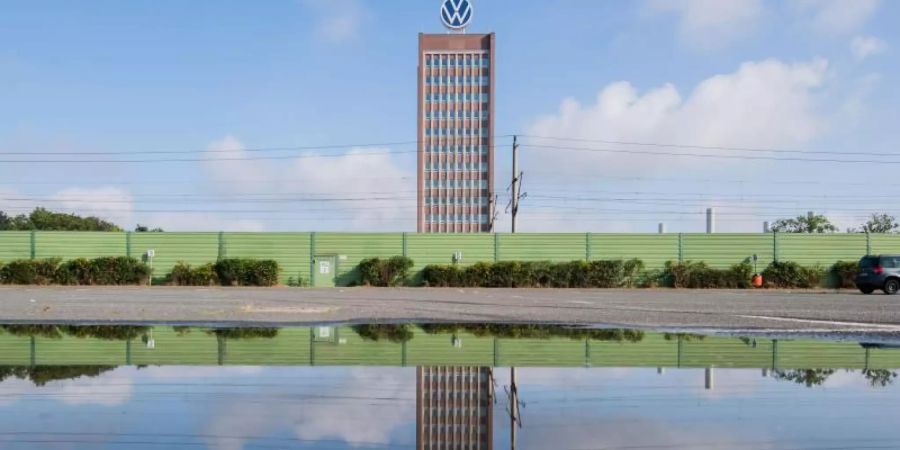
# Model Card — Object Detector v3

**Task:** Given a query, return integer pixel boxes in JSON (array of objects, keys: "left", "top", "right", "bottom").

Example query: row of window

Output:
[
  {"left": 425, "top": 145, "right": 490, "bottom": 154},
  {"left": 426, "top": 179, "right": 489, "bottom": 188},
  {"left": 425, "top": 110, "right": 488, "bottom": 120},
  {"left": 425, "top": 162, "right": 488, "bottom": 170},
  {"left": 425, "top": 56, "right": 490, "bottom": 67},
  {"left": 425, "top": 76, "right": 490, "bottom": 85},
  {"left": 425, "top": 197, "right": 489, "bottom": 206},
  {"left": 424, "top": 92, "right": 489, "bottom": 101},
  {"left": 426, "top": 214, "right": 490, "bottom": 224},
  {"left": 425, "top": 128, "right": 490, "bottom": 137}
]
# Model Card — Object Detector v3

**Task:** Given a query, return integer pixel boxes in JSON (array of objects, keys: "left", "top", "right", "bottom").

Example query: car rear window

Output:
[{"left": 860, "top": 257, "right": 881, "bottom": 269}]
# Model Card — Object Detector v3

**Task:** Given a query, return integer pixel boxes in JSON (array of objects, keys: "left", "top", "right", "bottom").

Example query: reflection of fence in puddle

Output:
[{"left": 0, "top": 325, "right": 899, "bottom": 370}]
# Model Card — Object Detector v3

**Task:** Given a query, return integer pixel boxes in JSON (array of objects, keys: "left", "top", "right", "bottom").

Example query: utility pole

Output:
[{"left": 508, "top": 136, "right": 526, "bottom": 233}]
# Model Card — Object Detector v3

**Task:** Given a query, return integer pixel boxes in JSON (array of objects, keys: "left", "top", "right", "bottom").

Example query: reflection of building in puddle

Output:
[{"left": 417, "top": 367, "right": 494, "bottom": 450}]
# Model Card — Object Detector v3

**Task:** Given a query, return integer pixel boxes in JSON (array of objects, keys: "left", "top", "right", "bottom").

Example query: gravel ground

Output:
[{"left": 0, "top": 286, "right": 898, "bottom": 332}]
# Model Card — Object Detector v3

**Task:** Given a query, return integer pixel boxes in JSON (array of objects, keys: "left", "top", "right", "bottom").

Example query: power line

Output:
[
  {"left": 0, "top": 149, "right": 418, "bottom": 163},
  {"left": 519, "top": 134, "right": 900, "bottom": 158},
  {"left": 521, "top": 144, "right": 900, "bottom": 165}
]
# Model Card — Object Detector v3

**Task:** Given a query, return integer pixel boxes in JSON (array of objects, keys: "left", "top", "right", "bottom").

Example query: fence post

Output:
[
  {"left": 125, "top": 231, "right": 132, "bottom": 259},
  {"left": 309, "top": 232, "right": 317, "bottom": 286},
  {"left": 217, "top": 231, "right": 226, "bottom": 261},
  {"left": 402, "top": 232, "right": 408, "bottom": 258},
  {"left": 677, "top": 233, "right": 684, "bottom": 263},
  {"left": 585, "top": 233, "right": 592, "bottom": 261},
  {"left": 866, "top": 232, "right": 872, "bottom": 256},
  {"left": 493, "top": 233, "right": 500, "bottom": 262},
  {"left": 773, "top": 232, "right": 780, "bottom": 262},
  {"left": 30, "top": 230, "right": 36, "bottom": 260}
]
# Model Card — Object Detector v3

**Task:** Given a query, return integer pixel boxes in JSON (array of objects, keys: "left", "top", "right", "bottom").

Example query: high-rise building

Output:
[
  {"left": 416, "top": 366, "right": 494, "bottom": 450},
  {"left": 417, "top": 33, "right": 495, "bottom": 233}
]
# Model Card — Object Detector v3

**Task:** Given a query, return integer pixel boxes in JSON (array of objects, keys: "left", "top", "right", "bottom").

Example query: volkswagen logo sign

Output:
[{"left": 441, "top": 0, "right": 473, "bottom": 30}]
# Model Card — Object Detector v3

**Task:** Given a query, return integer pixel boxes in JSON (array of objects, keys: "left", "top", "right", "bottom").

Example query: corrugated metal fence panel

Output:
[
  {"left": 776, "top": 341, "right": 865, "bottom": 369},
  {"left": 495, "top": 338, "right": 585, "bottom": 367},
  {"left": 312, "top": 327, "right": 402, "bottom": 366},
  {"left": 681, "top": 337, "right": 774, "bottom": 368},
  {"left": 870, "top": 234, "right": 900, "bottom": 255},
  {"left": 35, "top": 336, "right": 126, "bottom": 365},
  {"left": 130, "top": 232, "right": 220, "bottom": 279},
  {"left": 131, "top": 327, "right": 218, "bottom": 365},
  {"left": 682, "top": 234, "right": 775, "bottom": 268},
  {"left": 315, "top": 233, "right": 404, "bottom": 285},
  {"left": 223, "top": 328, "right": 311, "bottom": 365},
  {"left": 497, "top": 233, "right": 586, "bottom": 261},
  {"left": 590, "top": 234, "right": 679, "bottom": 269},
  {"left": 407, "top": 331, "right": 494, "bottom": 366},
  {"left": 869, "top": 348, "right": 900, "bottom": 370},
  {"left": 224, "top": 233, "right": 311, "bottom": 285},
  {"left": 778, "top": 234, "right": 867, "bottom": 266},
  {"left": 590, "top": 333, "right": 677, "bottom": 367},
  {"left": 0, "top": 333, "right": 32, "bottom": 365},
  {"left": 406, "top": 233, "right": 494, "bottom": 269},
  {"left": 35, "top": 231, "right": 126, "bottom": 260},
  {"left": 0, "top": 231, "right": 32, "bottom": 262}
]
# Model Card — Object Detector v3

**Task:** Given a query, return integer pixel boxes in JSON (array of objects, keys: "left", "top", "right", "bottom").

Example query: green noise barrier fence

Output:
[{"left": 2, "top": 231, "right": 899, "bottom": 286}]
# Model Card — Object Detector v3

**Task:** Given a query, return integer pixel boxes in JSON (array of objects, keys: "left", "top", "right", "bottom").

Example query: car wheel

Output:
[
  {"left": 860, "top": 286, "right": 875, "bottom": 295},
  {"left": 884, "top": 279, "right": 900, "bottom": 295}
]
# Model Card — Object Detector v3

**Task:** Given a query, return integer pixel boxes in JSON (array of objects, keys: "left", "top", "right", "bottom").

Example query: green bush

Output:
[
  {"left": 169, "top": 262, "right": 218, "bottom": 286},
  {"left": 830, "top": 261, "right": 858, "bottom": 289},
  {"left": 54, "top": 258, "right": 94, "bottom": 285},
  {"left": 89, "top": 257, "right": 150, "bottom": 285},
  {"left": 358, "top": 256, "right": 414, "bottom": 287},
  {"left": 762, "top": 261, "right": 824, "bottom": 288},
  {"left": 662, "top": 261, "right": 752, "bottom": 288},
  {"left": 421, "top": 264, "right": 461, "bottom": 287},
  {"left": 0, "top": 259, "right": 61, "bottom": 285},
  {"left": 213, "top": 259, "right": 279, "bottom": 287},
  {"left": 421, "top": 259, "right": 644, "bottom": 288}
]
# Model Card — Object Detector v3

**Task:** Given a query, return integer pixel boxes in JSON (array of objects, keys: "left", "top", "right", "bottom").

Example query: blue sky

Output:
[{"left": 1, "top": 0, "right": 898, "bottom": 232}]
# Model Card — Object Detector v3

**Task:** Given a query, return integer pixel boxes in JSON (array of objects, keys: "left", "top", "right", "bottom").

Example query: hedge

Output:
[
  {"left": 0, "top": 257, "right": 149, "bottom": 286},
  {"left": 762, "top": 261, "right": 825, "bottom": 289},
  {"left": 168, "top": 259, "right": 280, "bottom": 287},
  {"left": 421, "top": 259, "right": 644, "bottom": 288},
  {"left": 661, "top": 261, "right": 753, "bottom": 289},
  {"left": 358, "top": 256, "right": 414, "bottom": 287}
]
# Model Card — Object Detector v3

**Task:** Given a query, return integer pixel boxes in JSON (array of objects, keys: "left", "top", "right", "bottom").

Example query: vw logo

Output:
[{"left": 441, "top": 0, "right": 473, "bottom": 30}]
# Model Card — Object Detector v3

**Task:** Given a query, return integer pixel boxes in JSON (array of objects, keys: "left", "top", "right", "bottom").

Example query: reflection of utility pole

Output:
[
  {"left": 705, "top": 367, "right": 715, "bottom": 390},
  {"left": 505, "top": 367, "right": 523, "bottom": 450}
]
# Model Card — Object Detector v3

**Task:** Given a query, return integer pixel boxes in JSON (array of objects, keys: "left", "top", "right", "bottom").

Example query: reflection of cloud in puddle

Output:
[
  {"left": 140, "top": 365, "right": 264, "bottom": 379},
  {"left": 0, "top": 367, "right": 133, "bottom": 407},
  {"left": 203, "top": 367, "right": 413, "bottom": 450},
  {"left": 520, "top": 415, "right": 774, "bottom": 450}
]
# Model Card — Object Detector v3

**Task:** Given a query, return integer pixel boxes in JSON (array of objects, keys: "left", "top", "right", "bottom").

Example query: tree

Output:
[
  {"left": 770, "top": 213, "right": 838, "bottom": 233},
  {"left": 135, "top": 224, "right": 164, "bottom": 232},
  {"left": 0, "top": 207, "right": 121, "bottom": 231},
  {"left": 862, "top": 369, "right": 897, "bottom": 387},
  {"left": 773, "top": 369, "right": 836, "bottom": 387},
  {"left": 849, "top": 214, "right": 899, "bottom": 234}
]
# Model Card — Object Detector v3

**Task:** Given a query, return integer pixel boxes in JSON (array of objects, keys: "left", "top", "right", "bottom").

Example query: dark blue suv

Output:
[{"left": 855, "top": 255, "right": 900, "bottom": 295}]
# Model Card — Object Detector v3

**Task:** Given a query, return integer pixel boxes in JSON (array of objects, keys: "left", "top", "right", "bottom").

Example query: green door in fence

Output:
[{"left": 313, "top": 256, "right": 336, "bottom": 287}]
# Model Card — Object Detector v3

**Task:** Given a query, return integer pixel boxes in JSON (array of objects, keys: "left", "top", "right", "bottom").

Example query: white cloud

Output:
[
  {"left": 204, "top": 135, "right": 413, "bottom": 231},
  {"left": 792, "top": 0, "right": 881, "bottom": 34},
  {"left": 528, "top": 58, "right": 828, "bottom": 166},
  {"left": 302, "top": 0, "right": 367, "bottom": 44},
  {"left": 850, "top": 35, "right": 887, "bottom": 60},
  {"left": 521, "top": 58, "right": 832, "bottom": 232},
  {"left": 645, "top": 0, "right": 764, "bottom": 49}
]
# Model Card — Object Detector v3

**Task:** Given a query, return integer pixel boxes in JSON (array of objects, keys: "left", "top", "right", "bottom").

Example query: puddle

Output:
[{"left": 1, "top": 323, "right": 898, "bottom": 449}]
